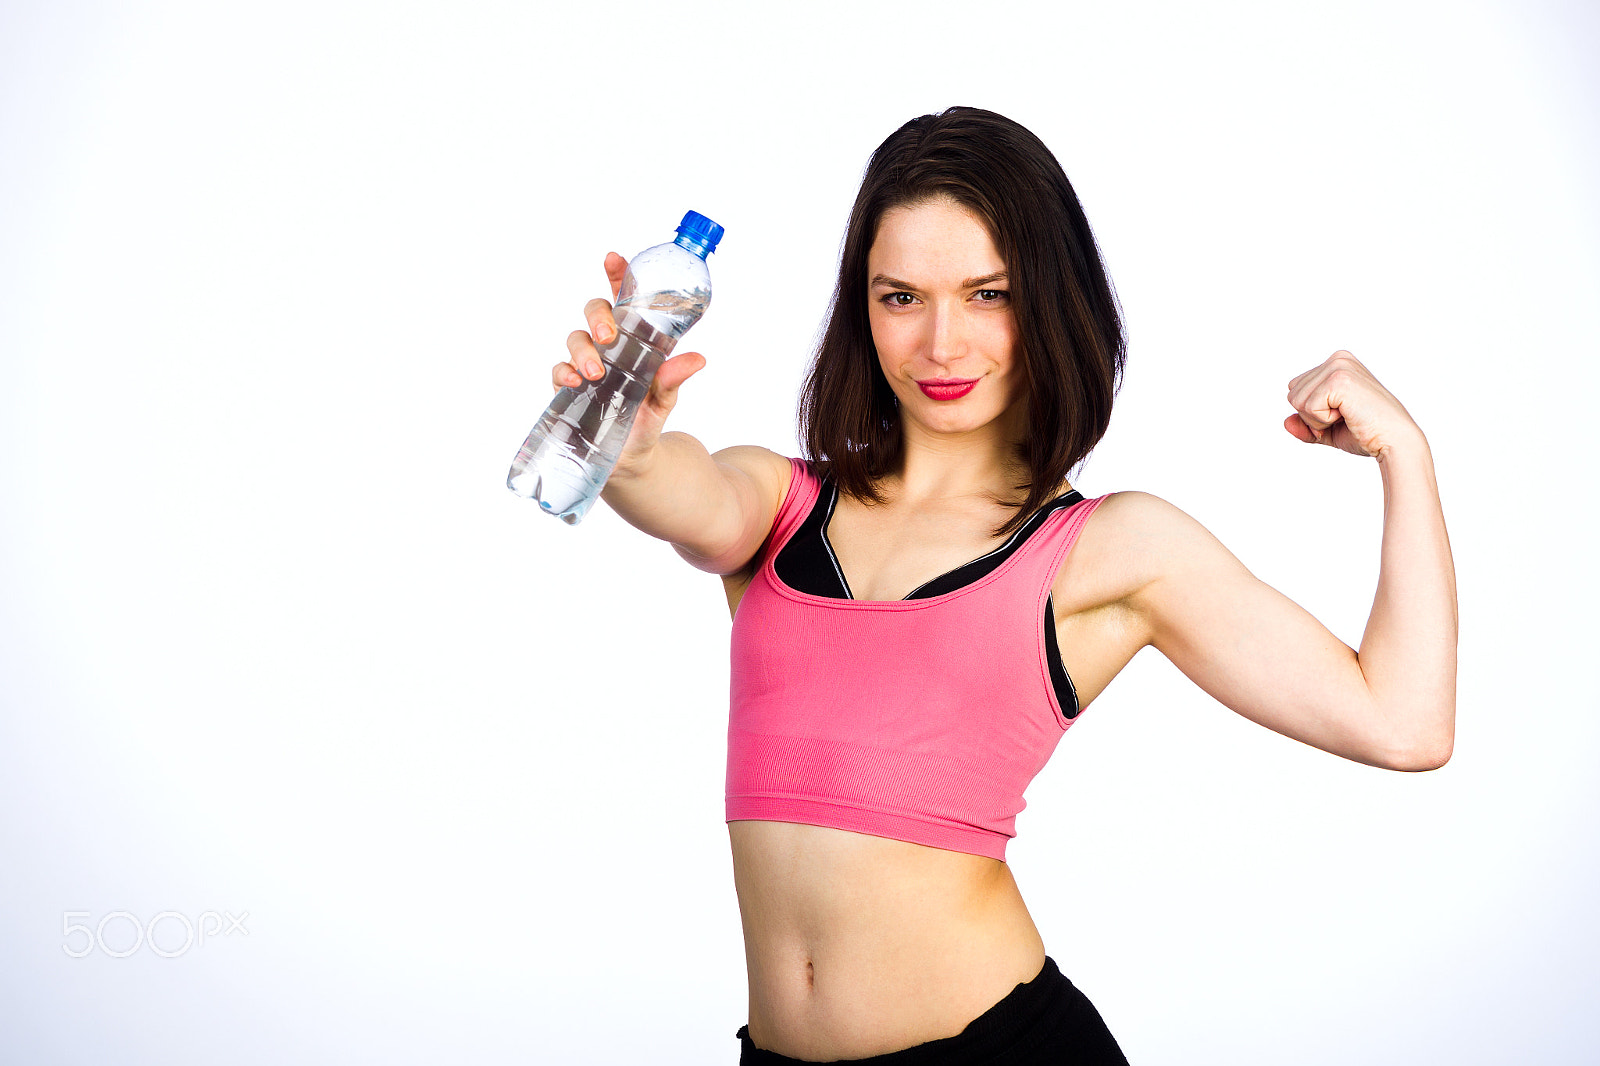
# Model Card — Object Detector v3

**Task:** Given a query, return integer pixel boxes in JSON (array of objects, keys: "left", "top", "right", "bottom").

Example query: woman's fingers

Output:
[
  {"left": 1283, "top": 412, "right": 1320, "bottom": 443},
  {"left": 1283, "top": 350, "right": 1420, "bottom": 459},
  {"left": 1284, "top": 358, "right": 1350, "bottom": 448},
  {"left": 551, "top": 357, "right": 586, "bottom": 390},
  {"left": 564, "top": 328, "right": 605, "bottom": 383},
  {"left": 604, "top": 252, "right": 628, "bottom": 301},
  {"left": 550, "top": 256, "right": 707, "bottom": 466},
  {"left": 584, "top": 297, "right": 617, "bottom": 349},
  {"left": 555, "top": 255, "right": 631, "bottom": 391}
]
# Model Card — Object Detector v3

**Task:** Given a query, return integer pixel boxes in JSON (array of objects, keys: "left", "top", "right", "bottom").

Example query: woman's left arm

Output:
[{"left": 1125, "top": 351, "right": 1457, "bottom": 771}]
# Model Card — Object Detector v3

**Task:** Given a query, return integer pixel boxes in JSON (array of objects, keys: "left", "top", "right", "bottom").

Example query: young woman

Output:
[{"left": 553, "top": 107, "right": 1456, "bottom": 1064}]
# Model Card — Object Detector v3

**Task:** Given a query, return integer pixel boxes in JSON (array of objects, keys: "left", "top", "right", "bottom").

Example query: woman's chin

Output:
[{"left": 904, "top": 407, "right": 1009, "bottom": 439}]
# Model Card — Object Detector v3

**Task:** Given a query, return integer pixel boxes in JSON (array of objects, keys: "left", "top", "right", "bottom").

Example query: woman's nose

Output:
[{"left": 927, "top": 305, "right": 965, "bottom": 366}]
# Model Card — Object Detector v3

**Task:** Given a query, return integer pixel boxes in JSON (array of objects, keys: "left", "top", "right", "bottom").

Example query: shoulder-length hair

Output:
[{"left": 798, "top": 106, "right": 1125, "bottom": 534}]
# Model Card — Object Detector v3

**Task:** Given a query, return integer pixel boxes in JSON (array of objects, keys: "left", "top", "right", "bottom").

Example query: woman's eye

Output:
[
  {"left": 975, "top": 289, "right": 1009, "bottom": 303},
  {"left": 884, "top": 292, "right": 916, "bottom": 307}
]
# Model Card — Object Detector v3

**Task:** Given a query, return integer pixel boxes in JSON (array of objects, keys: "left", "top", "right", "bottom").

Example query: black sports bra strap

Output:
[{"left": 774, "top": 479, "right": 1085, "bottom": 602}]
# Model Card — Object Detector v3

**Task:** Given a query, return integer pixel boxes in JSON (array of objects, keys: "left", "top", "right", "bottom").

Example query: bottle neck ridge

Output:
[{"left": 674, "top": 234, "right": 713, "bottom": 259}]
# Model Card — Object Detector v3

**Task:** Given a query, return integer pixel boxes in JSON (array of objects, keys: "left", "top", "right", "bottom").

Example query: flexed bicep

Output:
[{"left": 1121, "top": 493, "right": 1439, "bottom": 771}]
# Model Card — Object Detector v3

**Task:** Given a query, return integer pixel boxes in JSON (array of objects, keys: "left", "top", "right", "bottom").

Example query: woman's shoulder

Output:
[
  {"left": 711, "top": 444, "right": 796, "bottom": 472},
  {"left": 1074, "top": 488, "right": 1180, "bottom": 524},
  {"left": 1089, "top": 489, "right": 1236, "bottom": 552},
  {"left": 706, "top": 445, "right": 822, "bottom": 546},
  {"left": 1057, "top": 489, "right": 1235, "bottom": 606},
  {"left": 1072, "top": 488, "right": 1210, "bottom": 535},
  {"left": 710, "top": 445, "right": 800, "bottom": 496}
]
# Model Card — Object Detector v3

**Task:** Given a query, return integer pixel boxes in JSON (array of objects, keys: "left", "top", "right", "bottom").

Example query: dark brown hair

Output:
[{"left": 798, "top": 106, "right": 1125, "bottom": 534}]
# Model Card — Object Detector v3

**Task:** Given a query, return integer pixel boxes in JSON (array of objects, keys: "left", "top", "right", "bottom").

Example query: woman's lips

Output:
[{"left": 916, "top": 378, "right": 979, "bottom": 401}]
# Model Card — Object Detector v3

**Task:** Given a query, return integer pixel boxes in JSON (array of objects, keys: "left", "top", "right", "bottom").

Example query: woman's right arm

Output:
[{"left": 557, "top": 253, "right": 792, "bottom": 576}]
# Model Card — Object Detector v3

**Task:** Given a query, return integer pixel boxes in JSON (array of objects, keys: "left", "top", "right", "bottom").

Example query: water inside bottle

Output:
[
  {"left": 505, "top": 310, "right": 669, "bottom": 523},
  {"left": 507, "top": 434, "right": 609, "bottom": 524},
  {"left": 616, "top": 288, "right": 710, "bottom": 339}
]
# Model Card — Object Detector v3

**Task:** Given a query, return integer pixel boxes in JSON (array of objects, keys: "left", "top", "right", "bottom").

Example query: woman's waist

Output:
[{"left": 728, "top": 819, "right": 1046, "bottom": 1060}]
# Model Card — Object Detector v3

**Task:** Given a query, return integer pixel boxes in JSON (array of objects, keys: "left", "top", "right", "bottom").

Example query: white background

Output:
[{"left": 2, "top": 1, "right": 1596, "bottom": 1063}]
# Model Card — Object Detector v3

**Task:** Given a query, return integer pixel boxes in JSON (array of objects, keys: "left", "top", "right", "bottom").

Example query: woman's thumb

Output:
[{"left": 655, "top": 351, "right": 707, "bottom": 398}]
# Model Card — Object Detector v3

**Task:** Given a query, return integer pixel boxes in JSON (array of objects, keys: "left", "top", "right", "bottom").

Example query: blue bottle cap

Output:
[{"left": 675, "top": 211, "right": 724, "bottom": 257}]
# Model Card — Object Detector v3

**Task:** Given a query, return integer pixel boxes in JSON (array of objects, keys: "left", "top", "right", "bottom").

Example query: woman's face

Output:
[{"left": 866, "top": 197, "right": 1026, "bottom": 443}]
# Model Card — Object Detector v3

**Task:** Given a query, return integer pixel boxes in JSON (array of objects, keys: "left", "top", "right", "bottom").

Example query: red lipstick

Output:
[{"left": 916, "top": 378, "right": 978, "bottom": 401}]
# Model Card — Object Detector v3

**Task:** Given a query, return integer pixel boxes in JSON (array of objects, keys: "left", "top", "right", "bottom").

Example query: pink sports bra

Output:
[{"left": 726, "top": 459, "right": 1109, "bottom": 861}]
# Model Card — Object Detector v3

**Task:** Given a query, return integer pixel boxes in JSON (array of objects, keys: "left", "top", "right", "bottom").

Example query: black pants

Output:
[{"left": 735, "top": 957, "right": 1129, "bottom": 1064}]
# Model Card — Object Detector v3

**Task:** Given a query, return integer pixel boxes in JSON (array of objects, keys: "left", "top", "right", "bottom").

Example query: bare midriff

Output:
[{"left": 729, "top": 819, "right": 1047, "bottom": 1062}]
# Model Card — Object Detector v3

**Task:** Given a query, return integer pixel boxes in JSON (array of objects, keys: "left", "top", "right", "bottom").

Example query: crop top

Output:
[{"left": 726, "top": 459, "right": 1109, "bottom": 861}]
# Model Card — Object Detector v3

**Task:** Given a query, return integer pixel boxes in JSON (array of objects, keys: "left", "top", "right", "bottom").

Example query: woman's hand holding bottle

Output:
[
  {"left": 554, "top": 252, "right": 708, "bottom": 482},
  {"left": 508, "top": 211, "right": 719, "bottom": 523}
]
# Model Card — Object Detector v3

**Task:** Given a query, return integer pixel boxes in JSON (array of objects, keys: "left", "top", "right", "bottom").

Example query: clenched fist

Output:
[{"left": 1285, "top": 351, "right": 1424, "bottom": 461}]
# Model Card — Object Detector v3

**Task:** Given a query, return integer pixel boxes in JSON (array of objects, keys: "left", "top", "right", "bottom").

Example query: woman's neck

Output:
[{"left": 888, "top": 420, "right": 1027, "bottom": 507}]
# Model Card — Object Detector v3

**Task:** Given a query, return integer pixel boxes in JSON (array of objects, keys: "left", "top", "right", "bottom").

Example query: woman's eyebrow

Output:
[{"left": 869, "top": 271, "right": 1009, "bottom": 289}]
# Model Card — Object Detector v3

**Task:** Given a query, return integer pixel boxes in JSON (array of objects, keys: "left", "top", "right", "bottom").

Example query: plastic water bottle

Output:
[{"left": 507, "top": 211, "right": 724, "bottom": 524}]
